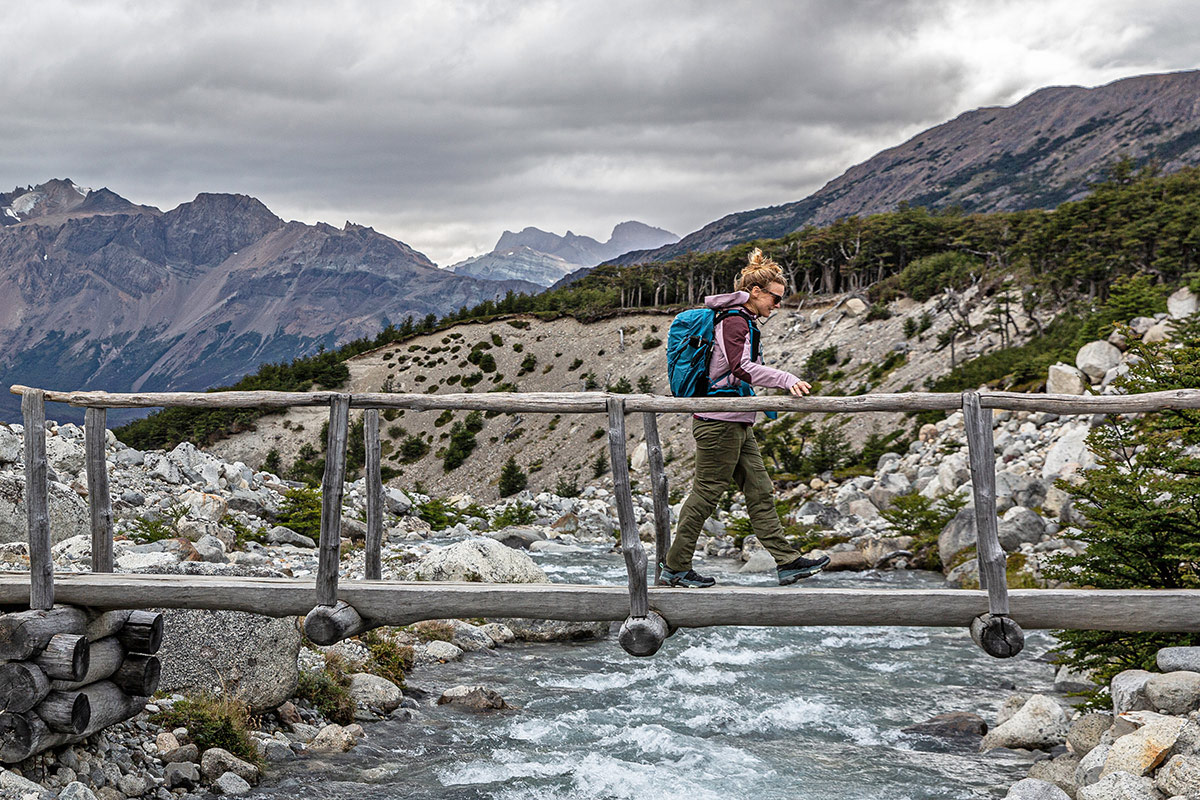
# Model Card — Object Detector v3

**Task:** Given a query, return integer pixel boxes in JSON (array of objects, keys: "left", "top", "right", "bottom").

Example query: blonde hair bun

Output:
[{"left": 735, "top": 247, "right": 784, "bottom": 292}]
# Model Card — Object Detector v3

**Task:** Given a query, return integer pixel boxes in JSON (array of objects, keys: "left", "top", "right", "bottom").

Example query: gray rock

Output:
[
  {"left": 341, "top": 517, "right": 368, "bottom": 541},
  {"left": 212, "top": 772, "right": 251, "bottom": 796},
  {"left": 1068, "top": 713, "right": 1114, "bottom": 756},
  {"left": 200, "top": 747, "right": 260, "bottom": 783},
  {"left": 116, "top": 774, "right": 147, "bottom": 797},
  {"left": 1076, "top": 744, "right": 1111, "bottom": 787},
  {"left": 1005, "top": 777, "right": 1072, "bottom": 800},
  {"left": 902, "top": 711, "right": 987, "bottom": 739},
  {"left": 262, "top": 739, "right": 294, "bottom": 762},
  {"left": 193, "top": 534, "right": 228, "bottom": 563},
  {"left": 265, "top": 525, "right": 315, "bottom": 548},
  {"left": 1042, "top": 425, "right": 1095, "bottom": 481},
  {"left": 1169, "top": 720, "right": 1200, "bottom": 758},
  {"left": 493, "top": 617, "right": 608, "bottom": 642},
  {"left": 795, "top": 501, "right": 840, "bottom": 528},
  {"left": 1102, "top": 712, "right": 1186, "bottom": 777},
  {"left": 1076, "top": 341, "right": 1123, "bottom": 383},
  {"left": 487, "top": 526, "right": 547, "bottom": 550},
  {"left": 58, "top": 783, "right": 97, "bottom": 800},
  {"left": 1129, "top": 317, "right": 1156, "bottom": 336},
  {"left": 1111, "top": 670, "right": 1156, "bottom": 716},
  {"left": 1143, "top": 319, "right": 1173, "bottom": 344},
  {"left": 1027, "top": 753, "right": 1080, "bottom": 798},
  {"left": 938, "top": 505, "right": 977, "bottom": 571},
  {"left": 450, "top": 620, "right": 496, "bottom": 652},
  {"left": 348, "top": 673, "right": 404, "bottom": 712},
  {"left": 478, "top": 622, "right": 515, "bottom": 645},
  {"left": 1076, "top": 771, "right": 1160, "bottom": 800},
  {"left": 997, "top": 506, "right": 1046, "bottom": 551},
  {"left": 981, "top": 694, "right": 1069, "bottom": 752},
  {"left": 1158, "top": 647, "right": 1200, "bottom": 674},
  {"left": 0, "top": 474, "right": 90, "bottom": 545},
  {"left": 410, "top": 538, "right": 548, "bottom": 583},
  {"left": 163, "top": 743, "right": 200, "bottom": 763},
  {"left": 1145, "top": 671, "right": 1200, "bottom": 716},
  {"left": 120, "top": 489, "right": 145, "bottom": 506},
  {"left": 226, "top": 490, "right": 276, "bottom": 521},
  {"left": 163, "top": 762, "right": 200, "bottom": 790},
  {"left": 738, "top": 549, "right": 776, "bottom": 573},
  {"left": 436, "top": 684, "right": 510, "bottom": 710},
  {"left": 1168, "top": 287, "right": 1198, "bottom": 319},
  {"left": 115, "top": 447, "right": 145, "bottom": 466},
  {"left": 1056, "top": 664, "right": 1097, "bottom": 695},
  {"left": 0, "top": 425, "right": 22, "bottom": 465},
  {"left": 383, "top": 487, "right": 412, "bottom": 514},
  {"left": 420, "top": 640, "right": 463, "bottom": 663},
  {"left": 944, "top": 558, "right": 979, "bottom": 589},
  {"left": 158, "top": 609, "right": 301, "bottom": 712},
  {"left": 998, "top": 693, "right": 1034, "bottom": 726},
  {"left": 1155, "top": 754, "right": 1200, "bottom": 797}
]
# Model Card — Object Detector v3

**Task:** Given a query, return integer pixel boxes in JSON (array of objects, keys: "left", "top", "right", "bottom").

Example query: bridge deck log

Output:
[{"left": 2, "top": 574, "right": 1199, "bottom": 633}]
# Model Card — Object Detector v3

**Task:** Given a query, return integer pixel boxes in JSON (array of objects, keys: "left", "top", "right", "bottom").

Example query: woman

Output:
[{"left": 659, "top": 248, "right": 830, "bottom": 587}]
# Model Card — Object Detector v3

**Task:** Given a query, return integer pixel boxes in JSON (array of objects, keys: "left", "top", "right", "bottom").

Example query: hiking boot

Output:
[
  {"left": 657, "top": 564, "right": 716, "bottom": 588},
  {"left": 777, "top": 554, "right": 830, "bottom": 585}
]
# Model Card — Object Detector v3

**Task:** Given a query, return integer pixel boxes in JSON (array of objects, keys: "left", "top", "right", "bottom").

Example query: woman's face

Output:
[{"left": 748, "top": 281, "right": 785, "bottom": 318}]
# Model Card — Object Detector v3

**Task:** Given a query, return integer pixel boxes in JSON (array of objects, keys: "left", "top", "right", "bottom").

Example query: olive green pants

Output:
[{"left": 665, "top": 418, "right": 800, "bottom": 572}]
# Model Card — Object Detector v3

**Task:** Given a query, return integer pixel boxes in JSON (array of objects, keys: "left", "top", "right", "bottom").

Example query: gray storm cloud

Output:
[{"left": 1, "top": 0, "right": 1195, "bottom": 265}]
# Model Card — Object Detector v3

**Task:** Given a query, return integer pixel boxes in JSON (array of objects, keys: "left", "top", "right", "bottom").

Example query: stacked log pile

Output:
[{"left": 0, "top": 606, "right": 162, "bottom": 762}]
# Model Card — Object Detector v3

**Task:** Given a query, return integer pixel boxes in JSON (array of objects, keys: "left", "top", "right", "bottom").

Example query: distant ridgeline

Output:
[{"left": 116, "top": 165, "right": 1200, "bottom": 453}]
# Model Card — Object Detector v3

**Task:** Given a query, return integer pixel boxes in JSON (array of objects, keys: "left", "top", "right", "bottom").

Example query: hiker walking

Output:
[{"left": 660, "top": 248, "right": 830, "bottom": 588}]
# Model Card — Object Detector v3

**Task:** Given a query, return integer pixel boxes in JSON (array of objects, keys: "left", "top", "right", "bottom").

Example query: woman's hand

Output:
[{"left": 788, "top": 380, "right": 811, "bottom": 396}]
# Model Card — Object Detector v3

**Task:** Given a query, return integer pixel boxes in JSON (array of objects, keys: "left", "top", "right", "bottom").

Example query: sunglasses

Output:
[{"left": 759, "top": 287, "right": 784, "bottom": 306}]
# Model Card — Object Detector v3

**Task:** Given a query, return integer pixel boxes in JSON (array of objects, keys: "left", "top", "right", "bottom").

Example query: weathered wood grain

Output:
[
  {"left": 0, "top": 663, "right": 49, "bottom": 713},
  {"left": 642, "top": 412, "right": 671, "bottom": 585},
  {"left": 618, "top": 610, "right": 669, "bottom": 657},
  {"left": 364, "top": 409, "right": 383, "bottom": 581},
  {"left": 9, "top": 385, "right": 335, "bottom": 409},
  {"left": 0, "top": 607, "right": 88, "bottom": 661},
  {"left": 34, "top": 690, "right": 90, "bottom": 734},
  {"left": 32, "top": 633, "right": 89, "bottom": 682},
  {"left": 980, "top": 388, "right": 1200, "bottom": 414},
  {"left": 970, "top": 613, "right": 1026, "bottom": 659},
  {"left": 50, "top": 636, "right": 123, "bottom": 691},
  {"left": 22, "top": 390, "right": 52, "bottom": 610},
  {"left": 84, "top": 407, "right": 114, "bottom": 573},
  {"left": 112, "top": 655, "right": 160, "bottom": 698},
  {"left": 116, "top": 610, "right": 163, "bottom": 655},
  {"left": 963, "top": 391, "right": 1010, "bottom": 616},
  {"left": 8, "top": 574, "right": 1200, "bottom": 633},
  {"left": 304, "top": 600, "right": 373, "bottom": 645},
  {"left": 317, "top": 395, "right": 350, "bottom": 607},
  {"left": 608, "top": 398, "right": 648, "bottom": 619}
]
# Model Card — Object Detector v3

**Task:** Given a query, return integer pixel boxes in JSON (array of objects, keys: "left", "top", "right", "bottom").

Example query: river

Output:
[{"left": 251, "top": 544, "right": 1055, "bottom": 799}]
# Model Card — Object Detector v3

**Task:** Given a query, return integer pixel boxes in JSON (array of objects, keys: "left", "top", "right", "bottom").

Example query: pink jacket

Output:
[{"left": 696, "top": 291, "right": 800, "bottom": 425}]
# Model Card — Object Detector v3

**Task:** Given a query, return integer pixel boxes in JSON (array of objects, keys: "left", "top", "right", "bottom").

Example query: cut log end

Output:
[
  {"left": 113, "top": 655, "right": 161, "bottom": 698},
  {"left": 35, "top": 691, "right": 90, "bottom": 734},
  {"left": 117, "top": 611, "right": 163, "bottom": 655},
  {"left": 34, "top": 633, "right": 90, "bottom": 682},
  {"left": 0, "top": 662, "right": 50, "bottom": 714},
  {"left": 304, "top": 601, "right": 372, "bottom": 646},
  {"left": 970, "top": 613, "right": 1025, "bottom": 659},
  {"left": 618, "top": 611, "right": 670, "bottom": 658}
]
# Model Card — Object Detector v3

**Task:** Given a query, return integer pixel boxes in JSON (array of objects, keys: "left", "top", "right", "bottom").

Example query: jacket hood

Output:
[{"left": 704, "top": 290, "right": 750, "bottom": 310}]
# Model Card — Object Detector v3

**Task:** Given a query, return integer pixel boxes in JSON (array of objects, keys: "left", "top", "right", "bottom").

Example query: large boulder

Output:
[
  {"left": 158, "top": 609, "right": 301, "bottom": 712},
  {"left": 1027, "top": 755, "right": 1080, "bottom": 798},
  {"left": 1143, "top": 319, "right": 1173, "bottom": 343},
  {"left": 0, "top": 425, "right": 21, "bottom": 464},
  {"left": 0, "top": 475, "right": 90, "bottom": 545},
  {"left": 1144, "top": 670, "right": 1200, "bottom": 715},
  {"left": 487, "top": 526, "right": 547, "bottom": 550},
  {"left": 1157, "top": 646, "right": 1200, "bottom": 673},
  {"left": 1101, "top": 712, "right": 1186, "bottom": 777},
  {"left": 1111, "top": 670, "right": 1155, "bottom": 716},
  {"left": 1075, "top": 341, "right": 1122, "bottom": 383},
  {"left": 981, "top": 694, "right": 1069, "bottom": 752},
  {"left": 493, "top": 618, "right": 608, "bottom": 642},
  {"left": 997, "top": 506, "right": 1046, "bottom": 551},
  {"left": 410, "top": 538, "right": 548, "bottom": 583},
  {"left": 1004, "top": 778, "right": 1070, "bottom": 800},
  {"left": 437, "top": 684, "right": 510, "bottom": 711},
  {"left": 1168, "top": 286, "right": 1198, "bottom": 319},
  {"left": 1068, "top": 713, "right": 1113, "bottom": 757},
  {"left": 1042, "top": 425, "right": 1096, "bottom": 481},
  {"left": 1076, "top": 771, "right": 1158, "bottom": 800},
  {"left": 1155, "top": 754, "right": 1200, "bottom": 797},
  {"left": 347, "top": 673, "right": 404, "bottom": 712},
  {"left": 938, "top": 505, "right": 977, "bottom": 570},
  {"left": 1047, "top": 363, "right": 1088, "bottom": 395}
]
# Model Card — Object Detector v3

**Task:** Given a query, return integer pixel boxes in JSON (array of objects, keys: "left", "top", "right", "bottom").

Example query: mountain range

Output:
[
  {"left": 0, "top": 181, "right": 540, "bottom": 423},
  {"left": 446, "top": 221, "right": 677, "bottom": 286},
  {"left": 610, "top": 70, "right": 1200, "bottom": 264}
]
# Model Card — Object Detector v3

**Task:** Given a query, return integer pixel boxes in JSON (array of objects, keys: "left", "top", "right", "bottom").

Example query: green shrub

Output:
[
  {"left": 607, "top": 377, "right": 633, "bottom": 393},
  {"left": 442, "top": 421, "right": 478, "bottom": 471},
  {"left": 568, "top": 358, "right": 583, "bottom": 371},
  {"left": 261, "top": 448, "right": 282, "bottom": 475},
  {"left": 296, "top": 660, "right": 355, "bottom": 725},
  {"left": 498, "top": 456, "right": 528, "bottom": 497},
  {"left": 554, "top": 473, "right": 580, "bottom": 498},
  {"left": 359, "top": 629, "right": 413, "bottom": 688},
  {"left": 399, "top": 435, "right": 430, "bottom": 463},
  {"left": 879, "top": 493, "right": 966, "bottom": 571},
  {"left": 151, "top": 694, "right": 261, "bottom": 766},
  {"left": 494, "top": 500, "right": 536, "bottom": 527},
  {"left": 865, "top": 302, "right": 891, "bottom": 321},
  {"left": 637, "top": 375, "right": 653, "bottom": 393},
  {"left": 642, "top": 336, "right": 662, "bottom": 350},
  {"left": 592, "top": 450, "right": 609, "bottom": 478},
  {"left": 278, "top": 487, "right": 323, "bottom": 539}
]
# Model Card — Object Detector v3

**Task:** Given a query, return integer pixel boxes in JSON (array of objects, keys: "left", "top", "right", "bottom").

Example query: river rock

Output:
[
  {"left": 938, "top": 505, "right": 977, "bottom": 570},
  {"left": 487, "top": 526, "right": 547, "bottom": 550},
  {"left": 158, "top": 609, "right": 301, "bottom": 711},
  {"left": 0, "top": 426, "right": 21, "bottom": 465},
  {"left": 437, "top": 685, "right": 510, "bottom": 711},
  {"left": 348, "top": 673, "right": 404, "bottom": 712},
  {"left": 1168, "top": 286, "right": 1198, "bottom": 319},
  {"left": 1055, "top": 664, "right": 1096, "bottom": 695},
  {"left": 1077, "top": 770, "right": 1160, "bottom": 800},
  {"left": 164, "top": 762, "right": 200, "bottom": 790},
  {"left": 265, "top": 525, "right": 315, "bottom": 548},
  {"left": 1004, "top": 778, "right": 1072, "bottom": 800},
  {"left": 902, "top": 711, "right": 987, "bottom": 739},
  {"left": 944, "top": 558, "right": 979, "bottom": 588},
  {"left": 1076, "top": 341, "right": 1122, "bottom": 383},
  {"left": 1068, "top": 713, "right": 1114, "bottom": 756},
  {"left": 410, "top": 538, "right": 548, "bottom": 583},
  {"left": 997, "top": 506, "right": 1046, "bottom": 551},
  {"left": 1047, "top": 363, "right": 1088, "bottom": 395},
  {"left": 1076, "top": 744, "right": 1111, "bottom": 787},
  {"left": 739, "top": 549, "right": 776, "bottom": 573},
  {"left": 0, "top": 474, "right": 90, "bottom": 545},
  {"left": 163, "top": 743, "right": 200, "bottom": 763},
  {"left": 1111, "top": 670, "right": 1156, "bottom": 715},
  {"left": 981, "top": 694, "right": 1069, "bottom": 752},
  {"left": 420, "top": 640, "right": 464, "bottom": 663},
  {"left": 479, "top": 622, "right": 516, "bottom": 645},
  {"left": 1155, "top": 754, "right": 1200, "bottom": 796},
  {"left": 200, "top": 748, "right": 259, "bottom": 783},
  {"left": 213, "top": 772, "right": 251, "bottom": 796},
  {"left": 1042, "top": 425, "right": 1096, "bottom": 481},
  {"left": 450, "top": 620, "right": 497, "bottom": 651},
  {"left": 493, "top": 617, "right": 608, "bottom": 642},
  {"left": 309, "top": 723, "right": 364, "bottom": 752},
  {"left": 1102, "top": 713, "right": 1187, "bottom": 777},
  {"left": 58, "top": 781, "right": 98, "bottom": 800},
  {"left": 1158, "top": 647, "right": 1200, "bottom": 674},
  {"left": 1027, "top": 753, "right": 1080, "bottom": 798},
  {"left": 1144, "top": 671, "right": 1200, "bottom": 715},
  {"left": 824, "top": 549, "right": 868, "bottom": 571}
]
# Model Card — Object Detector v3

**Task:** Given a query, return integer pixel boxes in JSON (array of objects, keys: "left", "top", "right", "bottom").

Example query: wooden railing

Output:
[{"left": 10, "top": 384, "right": 1200, "bottom": 659}]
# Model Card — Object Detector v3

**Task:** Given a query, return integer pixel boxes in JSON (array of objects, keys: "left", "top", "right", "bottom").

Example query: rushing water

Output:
[{"left": 253, "top": 545, "right": 1056, "bottom": 800}]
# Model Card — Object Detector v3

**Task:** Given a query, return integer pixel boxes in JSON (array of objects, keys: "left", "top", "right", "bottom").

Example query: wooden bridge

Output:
[{"left": 6, "top": 384, "right": 1200, "bottom": 666}]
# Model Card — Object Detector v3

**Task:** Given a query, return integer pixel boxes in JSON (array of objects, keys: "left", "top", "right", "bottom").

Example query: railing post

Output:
[
  {"left": 962, "top": 390, "right": 1024, "bottom": 657},
  {"left": 607, "top": 397, "right": 668, "bottom": 656},
  {"left": 642, "top": 412, "right": 671, "bottom": 584},
  {"left": 21, "top": 390, "right": 53, "bottom": 610},
  {"left": 84, "top": 408, "right": 114, "bottom": 573},
  {"left": 364, "top": 409, "right": 383, "bottom": 581},
  {"left": 316, "top": 395, "right": 350, "bottom": 607}
]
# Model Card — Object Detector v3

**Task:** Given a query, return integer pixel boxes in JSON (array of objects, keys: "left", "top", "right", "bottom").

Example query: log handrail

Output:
[{"left": 13, "top": 381, "right": 1200, "bottom": 658}]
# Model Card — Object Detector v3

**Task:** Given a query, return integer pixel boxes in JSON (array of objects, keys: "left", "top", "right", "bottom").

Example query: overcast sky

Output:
[{"left": 2, "top": 1, "right": 1197, "bottom": 267}]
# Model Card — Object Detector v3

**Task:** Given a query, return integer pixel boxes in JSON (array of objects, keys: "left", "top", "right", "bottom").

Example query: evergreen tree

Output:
[
  {"left": 1045, "top": 313, "right": 1200, "bottom": 705},
  {"left": 498, "top": 456, "right": 528, "bottom": 497},
  {"left": 592, "top": 449, "right": 609, "bottom": 478}
]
